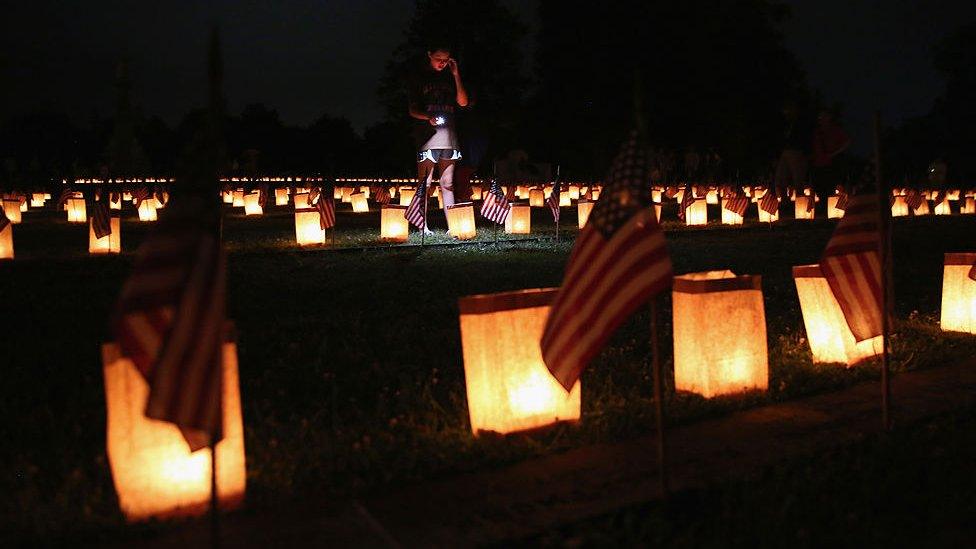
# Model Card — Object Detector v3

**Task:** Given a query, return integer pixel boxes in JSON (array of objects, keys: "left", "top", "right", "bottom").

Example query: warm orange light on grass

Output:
[
  {"left": 941, "top": 253, "right": 976, "bottom": 334},
  {"left": 720, "top": 199, "right": 744, "bottom": 225},
  {"left": 293, "top": 192, "right": 325, "bottom": 246},
  {"left": 243, "top": 192, "right": 263, "bottom": 216},
  {"left": 672, "top": 271, "right": 769, "bottom": 397},
  {"left": 350, "top": 192, "right": 369, "bottom": 213},
  {"left": 529, "top": 189, "right": 544, "bottom": 207},
  {"left": 577, "top": 200, "right": 594, "bottom": 228},
  {"left": 274, "top": 187, "right": 289, "bottom": 206},
  {"left": 446, "top": 202, "right": 477, "bottom": 240},
  {"left": 827, "top": 196, "right": 845, "bottom": 219},
  {"left": 913, "top": 199, "right": 930, "bottom": 215},
  {"left": 794, "top": 197, "right": 815, "bottom": 220},
  {"left": 961, "top": 197, "right": 975, "bottom": 214},
  {"left": 101, "top": 341, "right": 246, "bottom": 522},
  {"left": 399, "top": 188, "right": 416, "bottom": 207},
  {"left": 67, "top": 197, "right": 87, "bottom": 223},
  {"left": 137, "top": 200, "right": 158, "bottom": 222},
  {"left": 792, "top": 264, "right": 883, "bottom": 365},
  {"left": 458, "top": 288, "right": 581, "bottom": 435},
  {"left": 2, "top": 199, "right": 22, "bottom": 224},
  {"left": 0, "top": 222, "right": 12, "bottom": 259},
  {"left": 505, "top": 203, "right": 531, "bottom": 234},
  {"left": 684, "top": 199, "right": 708, "bottom": 226},
  {"left": 89, "top": 217, "right": 121, "bottom": 254},
  {"left": 380, "top": 205, "right": 409, "bottom": 242}
]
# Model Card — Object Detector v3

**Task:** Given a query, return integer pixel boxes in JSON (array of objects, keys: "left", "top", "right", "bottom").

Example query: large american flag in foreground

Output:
[
  {"left": 112, "top": 195, "right": 226, "bottom": 451},
  {"left": 480, "top": 179, "right": 510, "bottom": 224},
  {"left": 820, "top": 193, "right": 884, "bottom": 341},
  {"left": 541, "top": 131, "right": 673, "bottom": 391}
]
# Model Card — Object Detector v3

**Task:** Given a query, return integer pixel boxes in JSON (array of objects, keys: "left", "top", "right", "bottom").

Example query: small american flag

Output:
[
  {"left": 905, "top": 190, "right": 924, "bottom": 211},
  {"left": 57, "top": 186, "right": 74, "bottom": 208},
  {"left": 373, "top": 186, "right": 392, "bottom": 205},
  {"left": 546, "top": 178, "right": 561, "bottom": 222},
  {"left": 723, "top": 189, "right": 750, "bottom": 217},
  {"left": 541, "top": 131, "right": 673, "bottom": 390},
  {"left": 821, "top": 193, "right": 884, "bottom": 341},
  {"left": 405, "top": 179, "right": 429, "bottom": 229},
  {"left": 759, "top": 188, "right": 780, "bottom": 216},
  {"left": 258, "top": 182, "right": 270, "bottom": 209},
  {"left": 836, "top": 191, "right": 850, "bottom": 211},
  {"left": 316, "top": 186, "right": 336, "bottom": 229},
  {"left": 132, "top": 185, "right": 151, "bottom": 207},
  {"left": 0, "top": 205, "right": 9, "bottom": 232},
  {"left": 112, "top": 194, "right": 226, "bottom": 451},
  {"left": 805, "top": 191, "right": 816, "bottom": 212},
  {"left": 480, "top": 179, "right": 510, "bottom": 224},
  {"left": 678, "top": 183, "right": 695, "bottom": 219},
  {"left": 91, "top": 194, "right": 113, "bottom": 239}
]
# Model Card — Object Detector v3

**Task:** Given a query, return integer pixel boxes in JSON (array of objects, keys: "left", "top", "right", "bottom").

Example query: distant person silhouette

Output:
[
  {"left": 811, "top": 109, "right": 851, "bottom": 203},
  {"left": 773, "top": 101, "right": 809, "bottom": 196},
  {"left": 406, "top": 44, "right": 469, "bottom": 232}
]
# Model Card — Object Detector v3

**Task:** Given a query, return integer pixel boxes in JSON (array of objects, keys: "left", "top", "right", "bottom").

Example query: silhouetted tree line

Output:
[
  {"left": 0, "top": 1, "right": 972, "bottom": 188},
  {"left": 885, "top": 22, "right": 976, "bottom": 184}
]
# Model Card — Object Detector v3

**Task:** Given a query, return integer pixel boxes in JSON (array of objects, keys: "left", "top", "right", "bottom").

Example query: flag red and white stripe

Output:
[
  {"left": 480, "top": 179, "right": 510, "bottom": 224},
  {"left": 905, "top": 190, "right": 924, "bottom": 211},
  {"left": 316, "top": 187, "right": 335, "bottom": 229},
  {"left": 723, "top": 188, "right": 750, "bottom": 217},
  {"left": 57, "top": 186, "right": 74, "bottom": 207},
  {"left": 678, "top": 184, "right": 695, "bottom": 219},
  {"left": 405, "top": 182, "right": 429, "bottom": 229},
  {"left": 759, "top": 188, "right": 780, "bottom": 215},
  {"left": 541, "top": 131, "right": 672, "bottom": 390},
  {"left": 820, "top": 193, "right": 884, "bottom": 341},
  {"left": 112, "top": 198, "right": 226, "bottom": 451},
  {"left": 546, "top": 179, "right": 561, "bottom": 222},
  {"left": 373, "top": 186, "right": 392, "bottom": 205},
  {"left": 92, "top": 196, "right": 113, "bottom": 239}
]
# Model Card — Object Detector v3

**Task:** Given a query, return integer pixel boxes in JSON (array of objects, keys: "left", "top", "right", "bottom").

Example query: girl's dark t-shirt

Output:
[{"left": 407, "top": 67, "right": 458, "bottom": 149}]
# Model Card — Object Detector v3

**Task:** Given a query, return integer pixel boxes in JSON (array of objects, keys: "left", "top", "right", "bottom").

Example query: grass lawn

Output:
[
  {"left": 526, "top": 405, "right": 976, "bottom": 548},
  {"left": 1, "top": 201, "right": 973, "bottom": 544}
]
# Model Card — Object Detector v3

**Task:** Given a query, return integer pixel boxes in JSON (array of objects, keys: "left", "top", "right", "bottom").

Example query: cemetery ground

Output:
[{"left": 1, "top": 203, "right": 973, "bottom": 545}]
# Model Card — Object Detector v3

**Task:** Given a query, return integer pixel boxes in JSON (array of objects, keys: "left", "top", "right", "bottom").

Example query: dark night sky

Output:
[{"left": 2, "top": 1, "right": 974, "bottom": 153}]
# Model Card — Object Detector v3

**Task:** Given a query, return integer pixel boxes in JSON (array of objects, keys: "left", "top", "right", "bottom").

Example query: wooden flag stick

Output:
[
  {"left": 650, "top": 295, "right": 669, "bottom": 497},
  {"left": 874, "top": 111, "right": 892, "bottom": 431},
  {"left": 554, "top": 165, "right": 561, "bottom": 243},
  {"left": 420, "top": 166, "right": 432, "bottom": 248}
]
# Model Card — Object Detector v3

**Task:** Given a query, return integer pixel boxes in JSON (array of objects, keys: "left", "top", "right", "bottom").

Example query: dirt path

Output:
[{"left": 128, "top": 358, "right": 976, "bottom": 548}]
